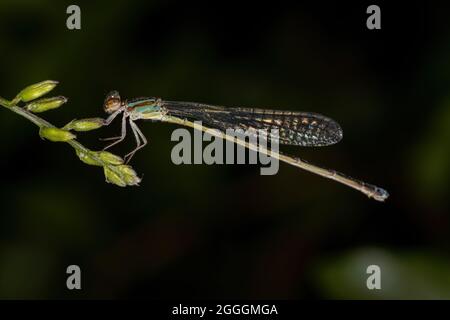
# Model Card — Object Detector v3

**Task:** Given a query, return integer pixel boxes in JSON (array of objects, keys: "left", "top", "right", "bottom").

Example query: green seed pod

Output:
[
  {"left": 104, "top": 166, "right": 127, "bottom": 187},
  {"left": 98, "top": 151, "right": 124, "bottom": 165},
  {"left": 17, "top": 80, "right": 59, "bottom": 102},
  {"left": 117, "top": 165, "right": 141, "bottom": 185},
  {"left": 76, "top": 149, "right": 102, "bottom": 166},
  {"left": 39, "top": 127, "right": 76, "bottom": 142},
  {"left": 25, "top": 96, "right": 67, "bottom": 113},
  {"left": 63, "top": 118, "right": 104, "bottom": 131}
]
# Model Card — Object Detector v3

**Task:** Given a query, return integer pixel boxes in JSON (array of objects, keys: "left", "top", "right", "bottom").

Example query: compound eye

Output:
[{"left": 104, "top": 90, "right": 122, "bottom": 113}]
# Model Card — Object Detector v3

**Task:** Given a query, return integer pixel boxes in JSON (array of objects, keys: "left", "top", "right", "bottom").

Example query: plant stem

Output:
[
  {"left": 0, "top": 95, "right": 123, "bottom": 177},
  {"left": 0, "top": 95, "right": 85, "bottom": 150},
  {"left": 1, "top": 81, "right": 140, "bottom": 187},
  {"left": 1, "top": 99, "right": 51, "bottom": 127}
]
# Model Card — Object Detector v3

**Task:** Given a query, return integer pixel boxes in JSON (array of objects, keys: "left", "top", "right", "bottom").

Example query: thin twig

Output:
[{"left": 0, "top": 84, "right": 140, "bottom": 187}]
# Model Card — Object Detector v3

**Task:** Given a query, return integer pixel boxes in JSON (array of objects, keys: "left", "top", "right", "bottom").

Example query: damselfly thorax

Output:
[{"left": 100, "top": 90, "right": 388, "bottom": 202}]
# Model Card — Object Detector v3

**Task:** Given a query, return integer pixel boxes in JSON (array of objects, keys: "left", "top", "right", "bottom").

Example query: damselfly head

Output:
[{"left": 104, "top": 90, "right": 122, "bottom": 114}]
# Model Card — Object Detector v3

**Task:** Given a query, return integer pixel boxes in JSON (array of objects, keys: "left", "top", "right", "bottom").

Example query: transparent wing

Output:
[{"left": 161, "top": 101, "right": 343, "bottom": 146}]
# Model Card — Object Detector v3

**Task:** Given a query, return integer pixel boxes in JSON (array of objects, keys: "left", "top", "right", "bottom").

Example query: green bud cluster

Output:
[
  {"left": 75, "top": 149, "right": 140, "bottom": 186},
  {"left": 0, "top": 80, "right": 143, "bottom": 188}
]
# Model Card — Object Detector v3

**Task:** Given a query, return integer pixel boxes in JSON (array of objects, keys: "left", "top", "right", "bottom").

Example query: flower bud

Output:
[
  {"left": 98, "top": 151, "right": 124, "bottom": 165},
  {"left": 76, "top": 149, "right": 102, "bottom": 166},
  {"left": 25, "top": 96, "right": 67, "bottom": 113},
  {"left": 104, "top": 166, "right": 127, "bottom": 187},
  {"left": 117, "top": 165, "right": 141, "bottom": 185},
  {"left": 39, "top": 127, "right": 76, "bottom": 142},
  {"left": 63, "top": 118, "right": 104, "bottom": 131},
  {"left": 17, "top": 80, "right": 59, "bottom": 102}
]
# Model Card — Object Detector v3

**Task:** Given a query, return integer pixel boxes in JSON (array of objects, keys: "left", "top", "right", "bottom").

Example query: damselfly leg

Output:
[
  {"left": 124, "top": 120, "right": 148, "bottom": 163},
  {"left": 102, "top": 109, "right": 128, "bottom": 150}
]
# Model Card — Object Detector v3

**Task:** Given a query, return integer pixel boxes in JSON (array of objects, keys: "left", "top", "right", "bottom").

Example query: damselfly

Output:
[{"left": 101, "top": 91, "right": 389, "bottom": 202}]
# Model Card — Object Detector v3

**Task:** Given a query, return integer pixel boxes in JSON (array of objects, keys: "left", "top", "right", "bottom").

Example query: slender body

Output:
[{"left": 101, "top": 91, "right": 389, "bottom": 202}]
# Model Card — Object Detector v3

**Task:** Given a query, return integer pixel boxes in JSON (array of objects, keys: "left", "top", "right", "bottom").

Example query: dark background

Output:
[{"left": 0, "top": 0, "right": 449, "bottom": 299}]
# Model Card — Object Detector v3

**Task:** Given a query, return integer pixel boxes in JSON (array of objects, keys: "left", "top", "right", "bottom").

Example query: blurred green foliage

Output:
[
  {"left": 314, "top": 248, "right": 450, "bottom": 299},
  {"left": 410, "top": 98, "right": 450, "bottom": 202}
]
